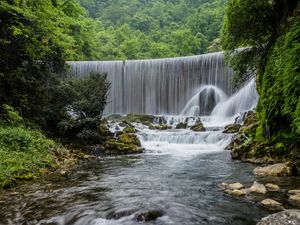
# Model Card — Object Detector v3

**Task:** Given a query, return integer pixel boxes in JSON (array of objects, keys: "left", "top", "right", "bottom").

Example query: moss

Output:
[
  {"left": 176, "top": 122, "right": 188, "bottom": 129},
  {"left": 104, "top": 139, "right": 142, "bottom": 154},
  {"left": 1, "top": 179, "right": 16, "bottom": 189},
  {"left": 0, "top": 126, "right": 71, "bottom": 189},
  {"left": 123, "top": 114, "right": 155, "bottom": 123},
  {"left": 155, "top": 125, "right": 172, "bottom": 130},
  {"left": 119, "top": 134, "right": 141, "bottom": 146},
  {"left": 123, "top": 127, "right": 137, "bottom": 133},
  {"left": 190, "top": 121, "right": 205, "bottom": 132}
]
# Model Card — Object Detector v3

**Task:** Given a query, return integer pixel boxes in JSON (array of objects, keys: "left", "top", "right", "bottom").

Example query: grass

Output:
[{"left": 0, "top": 126, "right": 67, "bottom": 188}]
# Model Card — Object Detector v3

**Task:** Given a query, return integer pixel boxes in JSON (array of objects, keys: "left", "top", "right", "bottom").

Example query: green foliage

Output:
[
  {"left": 222, "top": 0, "right": 300, "bottom": 145},
  {"left": 257, "top": 18, "right": 300, "bottom": 139},
  {"left": 58, "top": 73, "right": 110, "bottom": 142},
  {"left": 77, "top": 0, "right": 227, "bottom": 59},
  {"left": 0, "top": 104, "right": 23, "bottom": 126},
  {"left": 0, "top": 126, "right": 64, "bottom": 186}
]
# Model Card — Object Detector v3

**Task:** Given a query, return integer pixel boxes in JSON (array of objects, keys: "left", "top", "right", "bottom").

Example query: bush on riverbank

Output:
[{"left": 0, "top": 126, "right": 68, "bottom": 188}]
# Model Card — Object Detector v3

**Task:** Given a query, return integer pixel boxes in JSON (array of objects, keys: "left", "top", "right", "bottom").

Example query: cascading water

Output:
[
  {"left": 68, "top": 52, "right": 233, "bottom": 115},
  {"left": 69, "top": 52, "right": 259, "bottom": 155}
]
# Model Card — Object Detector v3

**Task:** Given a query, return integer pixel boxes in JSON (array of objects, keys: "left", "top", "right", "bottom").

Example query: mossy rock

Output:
[
  {"left": 124, "top": 114, "right": 155, "bottom": 123},
  {"left": 1, "top": 179, "right": 16, "bottom": 189},
  {"left": 176, "top": 122, "right": 188, "bottom": 129},
  {"left": 98, "top": 122, "right": 113, "bottom": 137},
  {"left": 123, "top": 127, "right": 137, "bottom": 133},
  {"left": 190, "top": 121, "right": 205, "bottom": 132},
  {"left": 119, "top": 133, "right": 141, "bottom": 147},
  {"left": 106, "top": 114, "right": 124, "bottom": 121},
  {"left": 104, "top": 139, "right": 142, "bottom": 154},
  {"left": 148, "top": 124, "right": 156, "bottom": 130},
  {"left": 155, "top": 125, "right": 172, "bottom": 130},
  {"left": 223, "top": 124, "right": 241, "bottom": 133},
  {"left": 119, "top": 120, "right": 134, "bottom": 128}
]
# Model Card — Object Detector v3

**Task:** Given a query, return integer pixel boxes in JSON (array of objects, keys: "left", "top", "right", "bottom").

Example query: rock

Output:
[
  {"left": 249, "top": 181, "right": 267, "bottom": 194},
  {"left": 261, "top": 199, "right": 284, "bottom": 211},
  {"left": 155, "top": 124, "right": 172, "bottom": 130},
  {"left": 83, "top": 145, "right": 105, "bottom": 156},
  {"left": 256, "top": 210, "right": 300, "bottom": 225},
  {"left": 223, "top": 124, "right": 241, "bottom": 133},
  {"left": 176, "top": 122, "right": 188, "bottom": 129},
  {"left": 288, "top": 190, "right": 300, "bottom": 195},
  {"left": 288, "top": 194, "right": 300, "bottom": 206},
  {"left": 227, "top": 182, "right": 244, "bottom": 190},
  {"left": 45, "top": 184, "right": 53, "bottom": 193},
  {"left": 253, "top": 163, "right": 294, "bottom": 176},
  {"left": 265, "top": 183, "right": 281, "bottom": 192},
  {"left": 190, "top": 121, "right": 205, "bottom": 132},
  {"left": 220, "top": 182, "right": 228, "bottom": 189},
  {"left": 83, "top": 155, "right": 97, "bottom": 160},
  {"left": 224, "top": 189, "right": 246, "bottom": 196},
  {"left": 136, "top": 210, "right": 163, "bottom": 221},
  {"left": 59, "top": 170, "right": 67, "bottom": 176},
  {"left": 124, "top": 114, "right": 155, "bottom": 124},
  {"left": 122, "top": 127, "right": 137, "bottom": 133}
]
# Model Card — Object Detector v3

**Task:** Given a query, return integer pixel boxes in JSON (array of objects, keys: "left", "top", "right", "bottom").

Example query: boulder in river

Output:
[
  {"left": 288, "top": 193, "right": 300, "bottom": 206},
  {"left": 253, "top": 163, "right": 294, "bottom": 176},
  {"left": 176, "top": 122, "right": 188, "bottom": 129},
  {"left": 224, "top": 189, "right": 246, "bottom": 196},
  {"left": 260, "top": 199, "right": 284, "bottom": 211},
  {"left": 265, "top": 183, "right": 281, "bottom": 192},
  {"left": 256, "top": 210, "right": 300, "bottom": 225},
  {"left": 248, "top": 181, "right": 267, "bottom": 194},
  {"left": 227, "top": 182, "right": 244, "bottom": 190},
  {"left": 136, "top": 210, "right": 163, "bottom": 221},
  {"left": 190, "top": 121, "right": 205, "bottom": 132},
  {"left": 223, "top": 123, "right": 241, "bottom": 133}
]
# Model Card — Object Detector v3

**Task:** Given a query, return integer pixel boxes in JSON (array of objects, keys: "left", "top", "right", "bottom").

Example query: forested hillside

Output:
[{"left": 78, "top": 0, "right": 226, "bottom": 59}]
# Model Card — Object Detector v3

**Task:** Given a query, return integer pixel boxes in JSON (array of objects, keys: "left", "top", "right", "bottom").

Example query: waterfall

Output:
[
  {"left": 67, "top": 52, "right": 233, "bottom": 115},
  {"left": 211, "top": 78, "right": 258, "bottom": 119}
]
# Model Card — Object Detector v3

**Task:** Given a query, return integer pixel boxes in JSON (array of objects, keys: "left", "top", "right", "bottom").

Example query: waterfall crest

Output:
[{"left": 68, "top": 52, "right": 233, "bottom": 115}]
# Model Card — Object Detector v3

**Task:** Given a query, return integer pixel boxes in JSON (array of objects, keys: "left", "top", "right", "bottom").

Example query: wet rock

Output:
[
  {"left": 122, "top": 127, "right": 137, "bottom": 134},
  {"left": 176, "top": 122, "right": 188, "bottom": 129},
  {"left": 260, "top": 199, "right": 284, "bottom": 211},
  {"left": 136, "top": 210, "right": 163, "bottom": 221},
  {"left": 253, "top": 163, "right": 294, "bottom": 176},
  {"left": 83, "top": 155, "right": 97, "bottom": 160},
  {"left": 124, "top": 114, "right": 155, "bottom": 124},
  {"left": 155, "top": 124, "right": 172, "bottom": 130},
  {"left": 288, "top": 190, "right": 300, "bottom": 195},
  {"left": 59, "top": 170, "right": 67, "bottom": 176},
  {"left": 227, "top": 182, "right": 244, "bottom": 190},
  {"left": 224, "top": 189, "right": 246, "bottom": 196},
  {"left": 223, "top": 124, "right": 241, "bottom": 133},
  {"left": 44, "top": 184, "right": 53, "bottom": 193},
  {"left": 265, "top": 183, "right": 281, "bottom": 192},
  {"left": 190, "top": 121, "right": 205, "bottom": 132},
  {"left": 104, "top": 139, "right": 142, "bottom": 154},
  {"left": 83, "top": 145, "right": 105, "bottom": 156},
  {"left": 256, "top": 210, "right": 300, "bottom": 225},
  {"left": 288, "top": 194, "right": 300, "bottom": 206},
  {"left": 248, "top": 181, "right": 267, "bottom": 194},
  {"left": 220, "top": 182, "right": 228, "bottom": 189}
]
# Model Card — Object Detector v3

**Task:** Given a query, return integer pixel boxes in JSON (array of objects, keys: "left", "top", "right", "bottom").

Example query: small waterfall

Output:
[
  {"left": 211, "top": 78, "right": 258, "bottom": 119},
  {"left": 67, "top": 52, "right": 233, "bottom": 115},
  {"left": 180, "top": 85, "right": 228, "bottom": 116}
]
